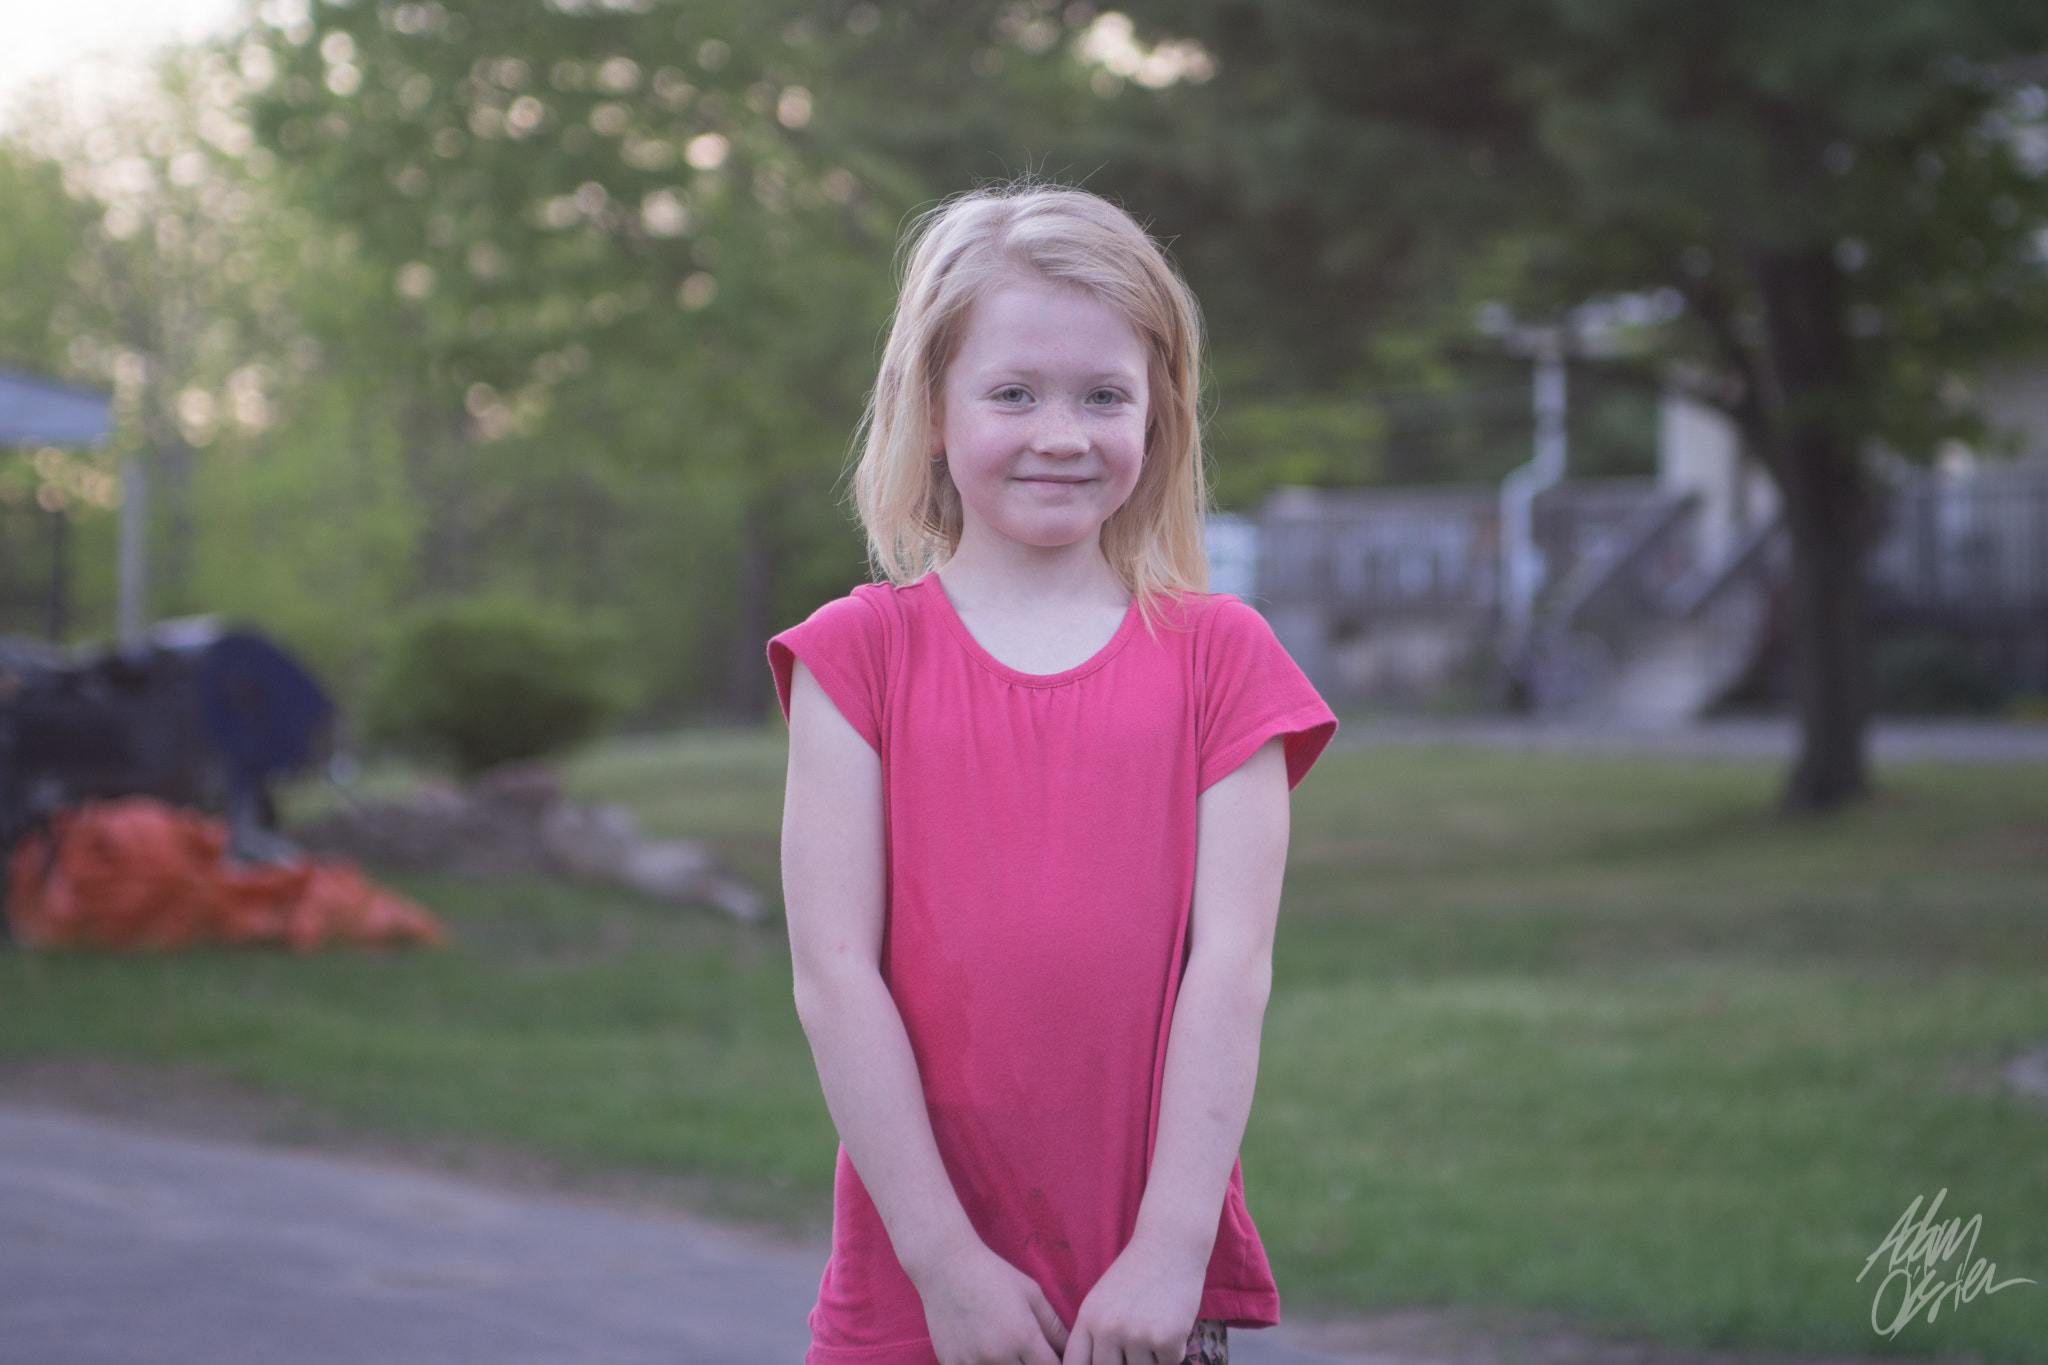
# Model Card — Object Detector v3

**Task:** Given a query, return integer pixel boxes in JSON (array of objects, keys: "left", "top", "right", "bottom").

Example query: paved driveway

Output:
[{"left": 0, "top": 1104, "right": 1352, "bottom": 1365}]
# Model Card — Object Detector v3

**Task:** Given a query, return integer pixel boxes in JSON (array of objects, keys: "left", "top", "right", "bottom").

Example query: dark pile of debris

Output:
[{"left": 293, "top": 764, "right": 763, "bottom": 923}]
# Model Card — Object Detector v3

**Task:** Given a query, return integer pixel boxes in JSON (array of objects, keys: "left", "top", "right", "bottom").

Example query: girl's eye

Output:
[
  {"left": 995, "top": 386, "right": 1030, "bottom": 403},
  {"left": 1088, "top": 388, "right": 1125, "bottom": 406}
]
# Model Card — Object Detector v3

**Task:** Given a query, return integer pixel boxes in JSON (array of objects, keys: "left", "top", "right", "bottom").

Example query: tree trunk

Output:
[
  {"left": 403, "top": 400, "right": 474, "bottom": 594},
  {"left": 141, "top": 385, "right": 192, "bottom": 617},
  {"left": 156, "top": 436, "right": 192, "bottom": 616},
  {"left": 724, "top": 499, "right": 775, "bottom": 720},
  {"left": 45, "top": 505, "right": 69, "bottom": 643},
  {"left": 1777, "top": 425, "right": 1871, "bottom": 809},
  {"left": 1749, "top": 249, "right": 1871, "bottom": 811}
]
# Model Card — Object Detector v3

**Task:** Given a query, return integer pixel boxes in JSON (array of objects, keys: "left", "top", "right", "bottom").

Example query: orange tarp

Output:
[{"left": 7, "top": 798, "right": 444, "bottom": 951}]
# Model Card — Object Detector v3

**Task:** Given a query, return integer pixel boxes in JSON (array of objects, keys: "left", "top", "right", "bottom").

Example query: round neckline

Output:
[{"left": 918, "top": 575, "right": 1139, "bottom": 687}]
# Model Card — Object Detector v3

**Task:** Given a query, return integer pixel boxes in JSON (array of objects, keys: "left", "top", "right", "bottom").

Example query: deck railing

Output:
[
  {"left": 1252, "top": 461, "right": 2048, "bottom": 708},
  {"left": 1868, "top": 465, "right": 2048, "bottom": 624}
]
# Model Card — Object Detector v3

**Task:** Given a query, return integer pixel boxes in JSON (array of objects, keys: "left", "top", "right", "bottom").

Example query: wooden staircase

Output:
[{"left": 1522, "top": 496, "right": 1783, "bottom": 723}]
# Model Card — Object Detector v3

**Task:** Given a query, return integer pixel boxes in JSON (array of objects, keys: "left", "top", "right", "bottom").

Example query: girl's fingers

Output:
[
  {"left": 1024, "top": 1330, "right": 1067, "bottom": 1365},
  {"left": 1065, "top": 1321, "right": 1187, "bottom": 1365},
  {"left": 1079, "top": 1327, "right": 1124, "bottom": 1365},
  {"left": 1028, "top": 1288, "right": 1070, "bottom": 1357}
]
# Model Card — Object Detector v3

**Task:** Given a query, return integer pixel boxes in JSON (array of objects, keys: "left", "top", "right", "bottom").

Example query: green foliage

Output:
[
  {"left": 1118, "top": 0, "right": 2048, "bottom": 461},
  {"left": 1110, "top": 0, "right": 2048, "bottom": 805},
  {"left": 369, "top": 595, "right": 624, "bottom": 774},
  {"left": 241, "top": 0, "right": 901, "bottom": 715},
  {"left": 1208, "top": 396, "right": 1386, "bottom": 508},
  {"left": 0, "top": 146, "right": 118, "bottom": 639},
  {"left": 1873, "top": 632, "right": 2005, "bottom": 714},
  {"left": 0, "top": 146, "right": 88, "bottom": 373},
  {"left": 11, "top": 3, "right": 2048, "bottom": 789}
]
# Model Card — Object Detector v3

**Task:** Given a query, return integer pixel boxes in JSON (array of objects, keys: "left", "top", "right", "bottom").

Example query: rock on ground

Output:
[{"left": 294, "top": 763, "right": 763, "bottom": 922}]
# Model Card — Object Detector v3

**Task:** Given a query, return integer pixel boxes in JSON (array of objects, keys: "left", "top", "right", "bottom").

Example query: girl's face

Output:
[{"left": 934, "top": 279, "right": 1149, "bottom": 562}]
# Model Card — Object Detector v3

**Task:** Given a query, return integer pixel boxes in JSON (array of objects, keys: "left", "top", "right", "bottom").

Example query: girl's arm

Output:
[
  {"left": 1065, "top": 736, "right": 1291, "bottom": 1365},
  {"left": 781, "top": 661, "right": 1068, "bottom": 1365}
]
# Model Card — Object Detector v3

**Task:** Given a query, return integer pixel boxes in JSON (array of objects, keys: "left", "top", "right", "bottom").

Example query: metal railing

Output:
[
  {"left": 1251, "top": 462, "right": 2048, "bottom": 712},
  {"left": 1258, "top": 486, "right": 1499, "bottom": 616},
  {"left": 1868, "top": 466, "right": 2048, "bottom": 624}
]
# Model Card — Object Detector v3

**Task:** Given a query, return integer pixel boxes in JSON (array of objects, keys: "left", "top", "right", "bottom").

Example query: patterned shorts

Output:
[{"left": 1182, "top": 1318, "right": 1228, "bottom": 1364}]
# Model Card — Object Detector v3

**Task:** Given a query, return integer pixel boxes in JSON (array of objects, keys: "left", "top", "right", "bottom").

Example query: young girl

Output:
[{"left": 771, "top": 184, "right": 1335, "bottom": 1365}]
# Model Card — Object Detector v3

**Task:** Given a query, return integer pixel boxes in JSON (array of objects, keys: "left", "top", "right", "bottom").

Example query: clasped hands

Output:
[{"left": 915, "top": 1229, "right": 1205, "bottom": 1365}]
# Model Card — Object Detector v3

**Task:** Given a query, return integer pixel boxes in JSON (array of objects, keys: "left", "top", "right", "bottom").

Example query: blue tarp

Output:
[{"left": 0, "top": 369, "right": 111, "bottom": 446}]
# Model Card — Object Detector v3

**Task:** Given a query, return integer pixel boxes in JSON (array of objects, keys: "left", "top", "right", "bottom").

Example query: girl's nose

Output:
[{"left": 1035, "top": 401, "right": 1089, "bottom": 456}]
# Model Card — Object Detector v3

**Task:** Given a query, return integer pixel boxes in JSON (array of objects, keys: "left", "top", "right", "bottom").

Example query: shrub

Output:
[
  {"left": 369, "top": 596, "right": 624, "bottom": 775},
  {"left": 1872, "top": 632, "right": 2002, "bottom": 716}
]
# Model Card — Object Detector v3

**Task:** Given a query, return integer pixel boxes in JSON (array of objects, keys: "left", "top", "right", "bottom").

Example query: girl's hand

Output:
[
  {"left": 914, "top": 1240, "right": 1068, "bottom": 1365},
  {"left": 1062, "top": 1231, "right": 1205, "bottom": 1365}
]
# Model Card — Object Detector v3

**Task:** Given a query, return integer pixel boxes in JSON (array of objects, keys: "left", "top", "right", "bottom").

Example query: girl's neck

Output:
[
  {"left": 936, "top": 527, "right": 1128, "bottom": 615},
  {"left": 934, "top": 530, "right": 1132, "bottom": 675}
]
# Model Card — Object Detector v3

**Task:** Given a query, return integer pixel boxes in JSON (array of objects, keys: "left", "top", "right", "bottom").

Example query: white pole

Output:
[
  {"left": 1499, "top": 328, "right": 1568, "bottom": 637},
  {"left": 118, "top": 457, "right": 147, "bottom": 649}
]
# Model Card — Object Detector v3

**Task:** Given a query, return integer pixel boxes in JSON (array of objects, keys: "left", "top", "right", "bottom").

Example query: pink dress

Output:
[{"left": 770, "top": 576, "right": 1336, "bottom": 1365}]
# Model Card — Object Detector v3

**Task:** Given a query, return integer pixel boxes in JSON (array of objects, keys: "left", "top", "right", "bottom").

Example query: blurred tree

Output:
[
  {"left": 0, "top": 48, "right": 494, "bottom": 704},
  {"left": 804, "top": 4, "right": 1582, "bottom": 498},
  {"left": 1125, "top": 0, "right": 2048, "bottom": 810},
  {"left": 244, "top": 0, "right": 905, "bottom": 718},
  {"left": 0, "top": 148, "right": 105, "bottom": 637},
  {"left": 0, "top": 149, "right": 87, "bottom": 374},
  {"left": 3, "top": 51, "right": 325, "bottom": 631}
]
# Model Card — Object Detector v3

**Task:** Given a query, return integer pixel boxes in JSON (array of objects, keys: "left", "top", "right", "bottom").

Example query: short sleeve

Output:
[
  {"left": 767, "top": 587, "right": 891, "bottom": 754},
  {"left": 1195, "top": 596, "right": 1338, "bottom": 792}
]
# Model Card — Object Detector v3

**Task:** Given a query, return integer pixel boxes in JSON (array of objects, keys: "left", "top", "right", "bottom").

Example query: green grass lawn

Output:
[{"left": 4, "top": 730, "right": 2045, "bottom": 1360}]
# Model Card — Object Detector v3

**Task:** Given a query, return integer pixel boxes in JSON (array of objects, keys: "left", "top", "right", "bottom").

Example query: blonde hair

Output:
[{"left": 852, "top": 183, "right": 1208, "bottom": 613}]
